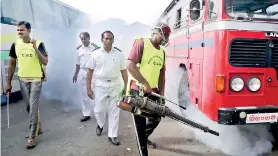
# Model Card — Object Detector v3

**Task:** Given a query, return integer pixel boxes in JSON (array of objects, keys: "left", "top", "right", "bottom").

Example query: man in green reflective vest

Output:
[
  {"left": 6, "top": 21, "right": 48, "bottom": 149},
  {"left": 126, "top": 22, "right": 171, "bottom": 156}
]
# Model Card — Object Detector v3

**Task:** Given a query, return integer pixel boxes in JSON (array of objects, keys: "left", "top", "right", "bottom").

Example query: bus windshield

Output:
[{"left": 225, "top": 0, "right": 278, "bottom": 21}]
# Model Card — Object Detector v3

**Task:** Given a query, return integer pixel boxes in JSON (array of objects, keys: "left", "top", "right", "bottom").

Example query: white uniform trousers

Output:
[
  {"left": 79, "top": 69, "right": 94, "bottom": 117},
  {"left": 94, "top": 82, "right": 121, "bottom": 138}
]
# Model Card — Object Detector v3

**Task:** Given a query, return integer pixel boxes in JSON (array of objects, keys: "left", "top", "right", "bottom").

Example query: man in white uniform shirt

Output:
[
  {"left": 86, "top": 30, "right": 128, "bottom": 145},
  {"left": 73, "top": 32, "right": 99, "bottom": 122}
]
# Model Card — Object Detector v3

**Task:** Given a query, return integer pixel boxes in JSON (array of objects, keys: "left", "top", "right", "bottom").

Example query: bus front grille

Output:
[
  {"left": 229, "top": 39, "right": 278, "bottom": 79},
  {"left": 229, "top": 39, "right": 268, "bottom": 67},
  {"left": 273, "top": 40, "right": 278, "bottom": 68},
  {"left": 273, "top": 40, "right": 278, "bottom": 79}
]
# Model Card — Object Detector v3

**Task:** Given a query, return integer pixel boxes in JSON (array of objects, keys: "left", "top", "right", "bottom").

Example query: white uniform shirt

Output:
[
  {"left": 76, "top": 43, "right": 98, "bottom": 69},
  {"left": 86, "top": 47, "right": 126, "bottom": 87}
]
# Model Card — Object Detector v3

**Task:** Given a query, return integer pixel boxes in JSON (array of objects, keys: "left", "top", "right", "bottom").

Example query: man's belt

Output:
[{"left": 97, "top": 79, "right": 118, "bottom": 83}]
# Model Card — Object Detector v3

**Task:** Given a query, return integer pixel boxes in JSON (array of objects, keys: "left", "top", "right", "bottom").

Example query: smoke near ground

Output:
[
  {"left": 33, "top": 16, "right": 151, "bottom": 112},
  {"left": 164, "top": 67, "right": 274, "bottom": 156}
]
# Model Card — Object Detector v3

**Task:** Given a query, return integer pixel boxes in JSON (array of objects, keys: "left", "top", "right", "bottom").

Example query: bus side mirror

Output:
[
  {"left": 188, "top": 0, "right": 202, "bottom": 21},
  {"left": 209, "top": 1, "right": 214, "bottom": 11},
  {"left": 186, "top": 0, "right": 204, "bottom": 11}
]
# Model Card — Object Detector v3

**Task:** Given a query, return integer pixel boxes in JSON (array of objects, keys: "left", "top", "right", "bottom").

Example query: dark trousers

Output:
[{"left": 130, "top": 89, "right": 161, "bottom": 156}]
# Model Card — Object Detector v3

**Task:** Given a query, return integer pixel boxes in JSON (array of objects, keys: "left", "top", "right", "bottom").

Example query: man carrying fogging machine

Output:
[{"left": 118, "top": 22, "right": 219, "bottom": 156}]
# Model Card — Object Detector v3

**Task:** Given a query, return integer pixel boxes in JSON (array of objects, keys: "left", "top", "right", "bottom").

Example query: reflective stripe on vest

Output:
[
  {"left": 15, "top": 39, "right": 43, "bottom": 78},
  {"left": 130, "top": 38, "right": 165, "bottom": 89}
]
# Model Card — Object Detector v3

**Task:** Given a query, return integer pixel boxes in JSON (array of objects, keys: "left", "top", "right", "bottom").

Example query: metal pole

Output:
[
  {"left": 132, "top": 114, "right": 143, "bottom": 156},
  {"left": 7, "top": 92, "right": 10, "bottom": 128}
]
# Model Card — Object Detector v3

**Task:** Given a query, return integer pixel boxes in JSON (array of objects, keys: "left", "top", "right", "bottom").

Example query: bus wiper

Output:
[
  {"left": 233, "top": 14, "right": 253, "bottom": 21},
  {"left": 267, "top": 11, "right": 278, "bottom": 16}
]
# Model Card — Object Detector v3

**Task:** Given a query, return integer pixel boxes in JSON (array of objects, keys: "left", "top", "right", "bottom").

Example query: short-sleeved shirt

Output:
[
  {"left": 9, "top": 42, "right": 48, "bottom": 58},
  {"left": 127, "top": 38, "right": 166, "bottom": 90},
  {"left": 86, "top": 46, "right": 126, "bottom": 87},
  {"left": 76, "top": 43, "right": 98, "bottom": 69}
]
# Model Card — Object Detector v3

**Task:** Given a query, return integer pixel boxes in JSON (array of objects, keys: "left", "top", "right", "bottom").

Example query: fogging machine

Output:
[{"left": 118, "top": 94, "right": 219, "bottom": 136}]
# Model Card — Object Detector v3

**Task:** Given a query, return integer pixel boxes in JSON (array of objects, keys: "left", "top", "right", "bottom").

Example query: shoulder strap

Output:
[
  {"left": 91, "top": 43, "right": 100, "bottom": 52},
  {"left": 90, "top": 43, "right": 99, "bottom": 48},
  {"left": 92, "top": 47, "right": 101, "bottom": 52},
  {"left": 114, "top": 47, "right": 122, "bottom": 52},
  {"left": 76, "top": 44, "right": 82, "bottom": 50}
]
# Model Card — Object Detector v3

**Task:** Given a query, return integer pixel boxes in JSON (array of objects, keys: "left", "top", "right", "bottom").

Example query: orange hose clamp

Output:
[{"left": 117, "top": 99, "right": 133, "bottom": 112}]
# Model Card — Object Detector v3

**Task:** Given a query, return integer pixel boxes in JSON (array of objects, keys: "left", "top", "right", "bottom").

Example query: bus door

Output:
[
  {"left": 172, "top": 4, "right": 189, "bottom": 60},
  {"left": 187, "top": 0, "right": 204, "bottom": 107}
]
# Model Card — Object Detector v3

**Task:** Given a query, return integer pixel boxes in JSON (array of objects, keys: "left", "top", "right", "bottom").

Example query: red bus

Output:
[{"left": 159, "top": 0, "right": 278, "bottom": 139}]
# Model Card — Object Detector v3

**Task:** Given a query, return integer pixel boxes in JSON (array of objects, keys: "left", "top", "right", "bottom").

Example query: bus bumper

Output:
[{"left": 218, "top": 106, "right": 278, "bottom": 125}]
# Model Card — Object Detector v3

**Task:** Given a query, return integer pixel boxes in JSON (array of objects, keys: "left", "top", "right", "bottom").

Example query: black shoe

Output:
[
  {"left": 147, "top": 139, "right": 157, "bottom": 148},
  {"left": 26, "top": 105, "right": 30, "bottom": 113},
  {"left": 96, "top": 125, "right": 103, "bottom": 136},
  {"left": 108, "top": 137, "right": 120, "bottom": 145},
  {"left": 80, "top": 116, "right": 90, "bottom": 122}
]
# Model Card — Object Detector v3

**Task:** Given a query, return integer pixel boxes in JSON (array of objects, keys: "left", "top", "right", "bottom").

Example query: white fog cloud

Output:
[{"left": 59, "top": 0, "right": 172, "bottom": 25}]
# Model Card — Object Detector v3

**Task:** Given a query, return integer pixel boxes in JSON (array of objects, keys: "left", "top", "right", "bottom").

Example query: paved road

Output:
[
  {"left": 1, "top": 97, "right": 277, "bottom": 156},
  {"left": 1, "top": 96, "right": 225, "bottom": 156}
]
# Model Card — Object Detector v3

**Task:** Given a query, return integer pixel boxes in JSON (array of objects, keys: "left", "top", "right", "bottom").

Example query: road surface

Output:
[{"left": 1, "top": 97, "right": 276, "bottom": 156}]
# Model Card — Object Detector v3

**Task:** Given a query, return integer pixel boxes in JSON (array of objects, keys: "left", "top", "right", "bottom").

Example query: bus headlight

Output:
[
  {"left": 247, "top": 77, "right": 261, "bottom": 92},
  {"left": 230, "top": 77, "right": 244, "bottom": 92}
]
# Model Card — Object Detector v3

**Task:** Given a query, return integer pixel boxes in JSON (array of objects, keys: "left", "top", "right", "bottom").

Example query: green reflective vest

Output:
[
  {"left": 130, "top": 38, "right": 165, "bottom": 89},
  {"left": 15, "top": 39, "right": 43, "bottom": 78}
]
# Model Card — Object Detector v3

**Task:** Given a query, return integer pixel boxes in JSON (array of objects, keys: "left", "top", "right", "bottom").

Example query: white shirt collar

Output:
[
  {"left": 82, "top": 43, "right": 93, "bottom": 48},
  {"left": 100, "top": 46, "right": 115, "bottom": 53}
]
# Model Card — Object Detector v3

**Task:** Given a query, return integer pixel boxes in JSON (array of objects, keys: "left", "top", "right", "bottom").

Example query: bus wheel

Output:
[
  {"left": 271, "top": 124, "right": 278, "bottom": 150},
  {"left": 178, "top": 70, "right": 190, "bottom": 115}
]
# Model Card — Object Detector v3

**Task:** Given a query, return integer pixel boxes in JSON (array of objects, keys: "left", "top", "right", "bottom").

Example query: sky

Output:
[{"left": 59, "top": 0, "right": 173, "bottom": 26}]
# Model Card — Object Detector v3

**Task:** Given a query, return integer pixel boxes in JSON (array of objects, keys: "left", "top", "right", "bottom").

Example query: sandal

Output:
[
  {"left": 26, "top": 139, "right": 36, "bottom": 149},
  {"left": 147, "top": 139, "right": 157, "bottom": 148}
]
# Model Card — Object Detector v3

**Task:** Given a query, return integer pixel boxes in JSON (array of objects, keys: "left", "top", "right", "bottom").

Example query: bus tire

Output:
[{"left": 178, "top": 69, "right": 190, "bottom": 115}]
